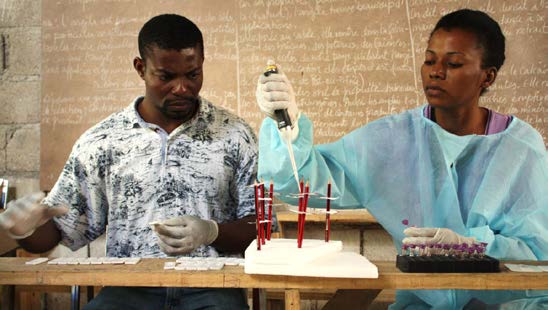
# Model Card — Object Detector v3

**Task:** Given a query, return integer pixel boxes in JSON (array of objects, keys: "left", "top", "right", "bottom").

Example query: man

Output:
[{"left": 0, "top": 14, "right": 256, "bottom": 309}]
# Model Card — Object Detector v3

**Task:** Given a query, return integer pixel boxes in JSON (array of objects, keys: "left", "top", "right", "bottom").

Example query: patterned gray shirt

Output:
[{"left": 44, "top": 97, "right": 258, "bottom": 258}]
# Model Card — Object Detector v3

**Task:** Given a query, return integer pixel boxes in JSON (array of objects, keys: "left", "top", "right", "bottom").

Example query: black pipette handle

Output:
[{"left": 274, "top": 109, "right": 292, "bottom": 129}]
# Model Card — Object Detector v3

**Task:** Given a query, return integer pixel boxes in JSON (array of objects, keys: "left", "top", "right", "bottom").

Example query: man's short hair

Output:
[{"left": 138, "top": 14, "right": 204, "bottom": 60}]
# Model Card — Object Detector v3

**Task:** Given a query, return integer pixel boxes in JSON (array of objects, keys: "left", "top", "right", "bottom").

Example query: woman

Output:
[{"left": 256, "top": 9, "right": 547, "bottom": 309}]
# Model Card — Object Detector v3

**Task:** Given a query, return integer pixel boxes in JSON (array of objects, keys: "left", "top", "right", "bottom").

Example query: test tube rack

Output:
[{"left": 396, "top": 255, "right": 500, "bottom": 273}]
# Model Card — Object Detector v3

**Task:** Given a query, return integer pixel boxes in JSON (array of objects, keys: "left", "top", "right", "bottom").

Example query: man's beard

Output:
[{"left": 160, "top": 96, "right": 200, "bottom": 122}]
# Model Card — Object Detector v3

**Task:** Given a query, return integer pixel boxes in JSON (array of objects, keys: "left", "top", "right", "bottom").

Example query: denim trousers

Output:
[{"left": 83, "top": 287, "right": 249, "bottom": 310}]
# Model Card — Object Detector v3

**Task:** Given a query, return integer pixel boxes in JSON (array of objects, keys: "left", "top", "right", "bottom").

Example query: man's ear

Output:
[
  {"left": 482, "top": 67, "right": 497, "bottom": 89},
  {"left": 134, "top": 57, "right": 145, "bottom": 80}
]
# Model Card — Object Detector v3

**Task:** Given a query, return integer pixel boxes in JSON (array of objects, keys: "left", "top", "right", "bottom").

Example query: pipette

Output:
[{"left": 263, "top": 61, "right": 301, "bottom": 190}]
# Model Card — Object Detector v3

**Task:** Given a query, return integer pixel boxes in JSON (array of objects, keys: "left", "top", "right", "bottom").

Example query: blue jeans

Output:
[{"left": 83, "top": 287, "right": 249, "bottom": 310}]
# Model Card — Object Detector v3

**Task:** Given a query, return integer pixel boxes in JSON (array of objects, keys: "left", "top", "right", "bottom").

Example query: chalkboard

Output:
[{"left": 41, "top": 0, "right": 547, "bottom": 190}]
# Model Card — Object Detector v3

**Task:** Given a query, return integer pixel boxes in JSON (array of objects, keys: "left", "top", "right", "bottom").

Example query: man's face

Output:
[
  {"left": 135, "top": 44, "right": 204, "bottom": 124},
  {"left": 420, "top": 28, "right": 491, "bottom": 111}
]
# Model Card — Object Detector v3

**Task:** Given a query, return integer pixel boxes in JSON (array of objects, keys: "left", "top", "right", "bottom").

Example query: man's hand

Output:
[
  {"left": 0, "top": 192, "right": 69, "bottom": 239},
  {"left": 152, "top": 215, "right": 219, "bottom": 256},
  {"left": 403, "top": 227, "right": 476, "bottom": 246},
  {"left": 256, "top": 62, "right": 299, "bottom": 129}
]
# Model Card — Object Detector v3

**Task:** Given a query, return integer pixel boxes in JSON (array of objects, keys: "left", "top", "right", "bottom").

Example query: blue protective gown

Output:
[{"left": 258, "top": 106, "right": 548, "bottom": 309}]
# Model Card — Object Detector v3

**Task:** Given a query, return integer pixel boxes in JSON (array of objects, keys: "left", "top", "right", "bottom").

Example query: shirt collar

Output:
[
  {"left": 125, "top": 96, "right": 213, "bottom": 132},
  {"left": 126, "top": 96, "right": 148, "bottom": 129}
]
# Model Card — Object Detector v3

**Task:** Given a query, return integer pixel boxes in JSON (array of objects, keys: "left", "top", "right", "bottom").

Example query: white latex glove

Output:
[
  {"left": 0, "top": 192, "right": 69, "bottom": 239},
  {"left": 256, "top": 61, "right": 300, "bottom": 141},
  {"left": 152, "top": 215, "right": 219, "bottom": 256},
  {"left": 402, "top": 227, "right": 476, "bottom": 246}
]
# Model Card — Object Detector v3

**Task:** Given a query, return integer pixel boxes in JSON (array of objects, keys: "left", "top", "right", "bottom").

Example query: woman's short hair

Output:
[{"left": 431, "top": 9, "right": 505, "bottom": 71}]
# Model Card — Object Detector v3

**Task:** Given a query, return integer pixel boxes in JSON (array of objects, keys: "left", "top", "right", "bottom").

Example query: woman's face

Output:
[{"left": 420, "top": 28, "right": 493, "bottom": 110}]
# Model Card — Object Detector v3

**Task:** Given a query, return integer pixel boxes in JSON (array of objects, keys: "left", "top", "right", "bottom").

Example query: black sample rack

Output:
[{"left": 396, "top": 255, "right": 500, "bottom": 273}]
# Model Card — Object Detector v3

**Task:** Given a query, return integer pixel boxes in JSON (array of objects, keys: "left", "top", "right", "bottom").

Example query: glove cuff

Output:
[
  {"left": 6, "top": 229, "right": 35, "bottom": 240},
  {"left": 461, "top": 235, "right": 477, "bottom": 245},
  {"left": 205, "top": 220, "right": 219, "bottom": 245}
]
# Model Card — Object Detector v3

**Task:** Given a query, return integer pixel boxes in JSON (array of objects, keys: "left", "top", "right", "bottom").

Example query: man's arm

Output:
[
  {"left": 18, "top": 219, "right": 62, "bottom": 253},
  {"left": 0, "top": 192, "right": 68, "bottom": 253},
  {"left": 212, "top": 215, "right": 256, "bottom": 254}
]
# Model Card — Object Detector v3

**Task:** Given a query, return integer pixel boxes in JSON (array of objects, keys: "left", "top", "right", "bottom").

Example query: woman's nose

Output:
[{"left": 429, "top": 65, "right": 446, "bottom": 80}]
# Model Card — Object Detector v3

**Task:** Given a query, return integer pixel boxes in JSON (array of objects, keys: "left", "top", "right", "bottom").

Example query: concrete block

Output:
[
  {"left": 0, "top": 0, "right": 41, "bottom": 27},
  {"left": 0, "top": 80, "right": 40, "bottom": 123},
  {"left": 362, "top": 229, "right": 397, "bottom": 261},
  {"left": 6, "top": 176, "right": 40, "bottom": 198},
  {"left": 1, "top": 27, "right": 41, "bottom": 76},
  {"left": 6, "top": 124, "right": 39, "bottom": 172},
  {"left": 0, "top": 125, "right": 6, "bottom": 171},
  {"left": 0, "top": 125, "right": 6, "bottom": 148}
]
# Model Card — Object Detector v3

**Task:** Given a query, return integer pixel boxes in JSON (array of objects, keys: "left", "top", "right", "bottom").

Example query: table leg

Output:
[
  {"left": 284, "top": 289, "right": 300, "bottom": 310},
  {"left": 252, "top": 288, "right": 267, "bottom": 310},
  {"left": 1, "top": 284, "right": 14, "bottom": 309},
  {"left": 71, "top": 285, "right": 80, "bottom": 310},
  {"left": 87, "top": 286, "right": 94, "bottom": 302}
]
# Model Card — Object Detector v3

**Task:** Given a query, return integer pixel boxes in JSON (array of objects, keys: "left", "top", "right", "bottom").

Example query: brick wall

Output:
[
  {"left": 0, "top": 0, "right": 42, "bottom": 199},
  {"left": 0, "top": 0, "right": 101, "bottom": 258}
]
